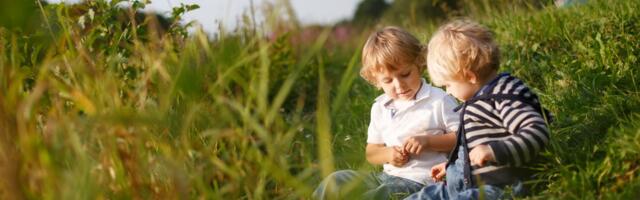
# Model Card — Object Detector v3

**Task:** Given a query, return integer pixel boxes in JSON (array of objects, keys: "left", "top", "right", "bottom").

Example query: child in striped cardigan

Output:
[{"left": 405, "top": 20, "right": 552, "bottom": 200}]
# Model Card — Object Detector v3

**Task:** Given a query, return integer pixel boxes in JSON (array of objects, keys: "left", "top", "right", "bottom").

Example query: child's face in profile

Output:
[
  {"left": 375, "top": 65, "right": 422, "bottom": 101},
  {"left": 441, "top": 78, "right": 482, "bottom": 101}
]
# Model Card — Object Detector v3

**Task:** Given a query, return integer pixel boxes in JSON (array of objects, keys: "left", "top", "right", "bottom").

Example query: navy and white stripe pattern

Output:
[{"left": 460, "top": 73, "right": 550, "bottom": 185}]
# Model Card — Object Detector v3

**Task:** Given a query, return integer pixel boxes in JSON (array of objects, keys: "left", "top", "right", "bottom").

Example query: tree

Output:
[
  {"left": 0, "top": 0, "right": 43, "bottom": 31},
  {"left": 353, "top": 0, "right": 390, "bottom": 25},
  {"left": 381, "top": 0, "right": 459, "bottom": 26}
]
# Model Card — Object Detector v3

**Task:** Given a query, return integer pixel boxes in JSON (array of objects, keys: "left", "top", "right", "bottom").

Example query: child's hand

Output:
[
  {"left": 403, "top": 135, "right": 429, "bottom": 155},
  {"left": 431, "top": 162, "right": 446, "bottom": 182},
  {"left": 389, "top": 146, "right": 409, "bottom": 167},
  {"left": 469, "top": 144, "right": 495, "bottom": 167}
]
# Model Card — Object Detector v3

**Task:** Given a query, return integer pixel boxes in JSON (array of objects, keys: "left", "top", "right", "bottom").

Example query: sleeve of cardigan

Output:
[{"left": 487, "top": 99, "right": 550, "bottom": 166}]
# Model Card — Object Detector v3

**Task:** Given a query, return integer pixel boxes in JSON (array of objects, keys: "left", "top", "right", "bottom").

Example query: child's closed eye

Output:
[{"left": 401, "top": 71, "right": 411, "bottom": 77}]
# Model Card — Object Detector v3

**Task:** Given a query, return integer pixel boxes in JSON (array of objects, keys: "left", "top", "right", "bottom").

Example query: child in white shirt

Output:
[{"left": 313, "top": 26, "right": 460, "bottom": 199}]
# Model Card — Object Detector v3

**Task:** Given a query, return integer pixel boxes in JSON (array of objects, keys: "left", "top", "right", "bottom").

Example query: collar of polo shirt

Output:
[{"left": 375, "top": 78, "right": 433, "bottom": 110}]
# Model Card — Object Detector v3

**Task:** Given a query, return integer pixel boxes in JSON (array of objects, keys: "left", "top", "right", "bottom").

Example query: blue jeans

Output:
[
  {"left": 313, "top": 170, "right": 424, "bottom": 200},
  {"left": 404, "top": 147, "right": 525, "bottom": 200}
]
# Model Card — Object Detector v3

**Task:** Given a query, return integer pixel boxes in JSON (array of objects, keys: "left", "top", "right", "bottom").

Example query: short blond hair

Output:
[
  {"left": 426, "top": 20, "right": 500, "bottom": 86},
  {"left": 361, "top": 27, "right": 426, "bottom": 86}
]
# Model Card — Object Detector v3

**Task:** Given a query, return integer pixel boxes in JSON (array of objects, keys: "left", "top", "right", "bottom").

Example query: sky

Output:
[{"left": 46, "top": 0, "right": 362, "bottom": 34}]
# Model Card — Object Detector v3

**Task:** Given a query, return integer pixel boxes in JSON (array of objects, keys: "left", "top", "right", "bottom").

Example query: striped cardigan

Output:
[{"left": 447, "top": 73, "right": 551, "bottom": 187}]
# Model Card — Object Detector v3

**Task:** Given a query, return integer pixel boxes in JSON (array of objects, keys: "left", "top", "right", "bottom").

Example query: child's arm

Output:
[
  {"left": 402, "top": 132, "right": 456, "bottom": 155},
  {"left": 472, "top": 99, "right": 550, "bottom": 167},
  {"left": 366, "top": 144, "right": 409, "bottom": 167}
]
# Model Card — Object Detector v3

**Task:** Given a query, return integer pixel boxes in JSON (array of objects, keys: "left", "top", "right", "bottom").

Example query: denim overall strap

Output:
[
  {"left": 457, "top": 103, "right": 474, "bottom": 187},
  {"left": 446, "top": 101, "right": 475, "bottom": 188}
]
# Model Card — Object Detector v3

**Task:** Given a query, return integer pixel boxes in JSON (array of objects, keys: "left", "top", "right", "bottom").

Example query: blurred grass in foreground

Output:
[{"left": 0, "top": 0, "right": 356, "bottom": 199}]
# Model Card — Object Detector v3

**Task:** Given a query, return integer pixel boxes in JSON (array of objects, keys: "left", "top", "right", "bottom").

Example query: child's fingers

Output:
[
  {"left": 394, "top": 146, "right": 404, "bottom": 153},
  {"left": 431, "top": 168, "right": 445, "bottom": 182},
  {"left": 471, "top": 156, "right": 485, "bottom": 167},
  {"left": 430, "top": 168, "right": 439, "bottom": 178},
  {"left": 392, "top": 157, "right": 408, "bottom": 167},
  {"left": 395, "top": 153, "right": 406, "bottom": 161},
  {"left": 403, "top": 143, "right": 412, "bottom": 154},
  {"left": 469, "top": 149, "right": 482, "bottom": 166},
  {"left": 435, "top": 171, "right": 445, "bottom": 181},
  {"left": 393, "top": 150, "right": 408, "bottom": 163},
  {"left": 414, "top": 146, "right": 422, "bottom": 154},
  {"left": 405, "top": 144, "right": 413, "bottom": 154},
  {"left": 404, "top": 142, "right": 421, "bottom": 155},
  {"left": 470, "top": 157, "right": 478, "bottom": 166},
  {"left": 401, "top": 144, "right": 411, "bottom": 155},
  {"left": 431, "top": 165, "right": 441, "bottom": 175},
  {"left": 393, "top": 146, "right": 401, "bottom": 155},
  {"left": 394, "top": 146, "right": 408, "bottom": 156},
  {"left": 391, "top": 159, "right": 399, "bottom": 166}
]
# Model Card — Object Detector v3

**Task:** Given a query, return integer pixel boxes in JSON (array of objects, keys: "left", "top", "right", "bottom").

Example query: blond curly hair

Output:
[
  {"left": 426, "top": 20, "right": 500, "bottom": 86},
  {"left": 360, "top": 27, "right": 426, "bottom": 87}
]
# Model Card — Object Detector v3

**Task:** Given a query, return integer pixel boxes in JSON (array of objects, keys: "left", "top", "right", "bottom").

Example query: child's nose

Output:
[{"left": 393, "top": 79, "right": 406, "bottom": 89}]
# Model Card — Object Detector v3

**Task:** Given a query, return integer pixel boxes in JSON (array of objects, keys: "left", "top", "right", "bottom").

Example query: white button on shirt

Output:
[{"left": 367, "top": 79, "right": 460, "bottom": 185}]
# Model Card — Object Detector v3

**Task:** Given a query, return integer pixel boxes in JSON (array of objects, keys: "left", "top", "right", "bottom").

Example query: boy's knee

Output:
[
  {"left": 323, "top": 170, "right": 359, "bottom": 184},
  {"left": 314, "top": 170, "right": 366, "bottom": 200}
]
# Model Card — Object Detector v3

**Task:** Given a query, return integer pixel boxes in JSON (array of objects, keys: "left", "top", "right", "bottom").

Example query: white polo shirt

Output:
[{"left": 367, "top": 79, "right": 460, "bottom": 185}]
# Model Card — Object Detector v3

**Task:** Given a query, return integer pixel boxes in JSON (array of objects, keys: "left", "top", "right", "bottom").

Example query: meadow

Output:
[{"left": 0, "top": 0, "right": 638, "bottom": 199}]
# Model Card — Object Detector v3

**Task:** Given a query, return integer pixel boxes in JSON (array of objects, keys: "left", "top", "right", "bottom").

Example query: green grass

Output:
[
  {"left": 487, "top": 0, "right": 640, "bottom": 198},
  {"left": 1, "top": 0, "right": 639, "bottom": 199}
]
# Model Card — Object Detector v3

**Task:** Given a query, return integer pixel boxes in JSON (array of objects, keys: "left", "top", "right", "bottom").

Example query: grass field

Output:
[{"left": 1, "top": 0, "right": 639, "bottom": 199}]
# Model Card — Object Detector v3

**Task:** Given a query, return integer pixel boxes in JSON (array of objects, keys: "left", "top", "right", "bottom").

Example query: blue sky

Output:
[{"left": 46, "top": 0, "right": 362, "bottom": 34}]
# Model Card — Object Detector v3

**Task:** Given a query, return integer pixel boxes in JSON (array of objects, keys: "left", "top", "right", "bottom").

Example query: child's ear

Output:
[{"left": 464, "top": 70, "right": 479, "bottom": 84}]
